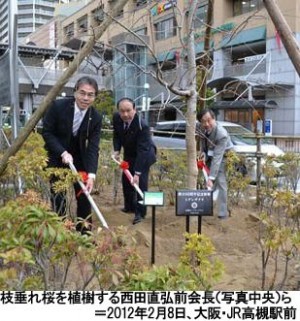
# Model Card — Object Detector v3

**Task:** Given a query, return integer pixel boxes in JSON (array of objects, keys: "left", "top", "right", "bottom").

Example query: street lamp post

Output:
[
  {"left": 144, "top": 83, "right": 150, "bottom": 125},
  {"left": 9, "top": 1, "right": 20, "bottom": 139}
]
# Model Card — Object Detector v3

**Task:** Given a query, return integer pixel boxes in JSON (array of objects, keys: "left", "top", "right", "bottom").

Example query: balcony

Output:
[
  {"left": 148, "top": 62, "right": 213, "bottom": 102},
  {"left": 223, "top": 57, "right": 266, "bottom": 78},
  {"left": 18, "top": 27, "right": 35, "bottom": 34},
  {"left": 18, "top": 65, "right": 110, "bottom": 96},
  {"left": 19, "top": 17, "right": 50, "bottom": 25},
  {"left": 18, "top": 1, "right": 55, "bottom": 8}
]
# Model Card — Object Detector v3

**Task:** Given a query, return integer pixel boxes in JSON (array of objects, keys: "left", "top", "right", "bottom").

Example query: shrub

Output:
[{"left": 122, "top": 233, "right": 224, "bottom": 291}]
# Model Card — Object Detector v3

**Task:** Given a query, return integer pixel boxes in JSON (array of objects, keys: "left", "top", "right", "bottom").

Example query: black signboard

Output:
[{"left": 176, "top": 190, "right": 213, "bottom": 216}]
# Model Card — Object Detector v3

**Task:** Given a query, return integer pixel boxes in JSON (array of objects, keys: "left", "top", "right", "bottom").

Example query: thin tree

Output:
[
  {"left": 263, "top": 0, "right": 300, "bottom": 77},
  {"left": 109, "top": 0, "right": 214, "bottom": 189},
  {"left": 198, "top": 0, "right": 214, "bottom": 111}
]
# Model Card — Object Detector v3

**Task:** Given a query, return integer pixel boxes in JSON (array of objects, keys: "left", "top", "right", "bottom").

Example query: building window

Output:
[
  {"left": 135, "top": 27, "right": 147, "bottom": 36},
  {"left": 92, "top": 6, "right": 105, "bottom": 25},
  {"left": 77, "top": 15, "right": 88, "bottom": 33},
  {"left": 194, "top": 2, "right": 209, "bottom": 29},
  {"left": 233, "top": 0, "right": 263, "bottom": 16},
  {"left": 154, "top": 17, "right": 177, "bottom": 40},
  {"left": 64, "top": 23, "right": 74, "bottom": 39},
  {"left": 230, "top": 41, "right": 266, "bottom": 65},
  {"left": 135, "top": 0, "right": 148, "bottom": 7}
]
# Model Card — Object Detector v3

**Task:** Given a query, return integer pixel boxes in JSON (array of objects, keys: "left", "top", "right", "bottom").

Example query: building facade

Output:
[
  {"left": 53, "top": 0, "right": 300, "bottom": 136},
  {"left": 0, "top": 0, "right": 105, "bottom": 130},
  {"left": 0, "top": 0, "right": 8, "bottom": 43},
  {"left": 0, "top": 0, "right": 85, "bottom": 44},
  {"left": 3, "top": 0, "right": 300, "bottom": 136}
]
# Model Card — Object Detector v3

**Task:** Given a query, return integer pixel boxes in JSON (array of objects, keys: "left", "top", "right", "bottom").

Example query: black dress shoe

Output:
[
  {"left": 121, "top": 208, "right": 134, "bottom": 213},
  {"left": 132, "top": 217, "right": 142, "bottom": 225}
]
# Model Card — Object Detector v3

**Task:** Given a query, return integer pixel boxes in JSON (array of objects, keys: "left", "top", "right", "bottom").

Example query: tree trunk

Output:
[
  {"left": 185, "top": 0, "right": 199, "bottom": 189},
  {"left": 263, "top": 0, "right": 300, "bottom": 76},
  {"left": 198, "top": 0, "right": 214, "bottom": 111},
  {"left": 197, "top": 0, "right": 214, "bottom": 154},
  {"left": 0, "top": 0, "right": 129, "bottom": 176}
]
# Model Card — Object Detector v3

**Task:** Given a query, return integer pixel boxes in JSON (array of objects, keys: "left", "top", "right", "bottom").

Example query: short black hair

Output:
[
  {"left": 74, "top": 76, "right": 98, "bottom": 94},
  {"left": 116, "top": 97, "right": 135, "bottom": 109},
  {"left": 197, "top": 108, "right": 216, "bottom": 122}
]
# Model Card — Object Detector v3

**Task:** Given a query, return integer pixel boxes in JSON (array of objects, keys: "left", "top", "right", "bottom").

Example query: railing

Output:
[
  {"left": 273, "top": 136, "right": 300, "bottom": 153},
  {"left": 223, "top": 60, "right": 266, "bottom": 77},
  {"left": 19, "top": 17, "right": 51, "bottom": 24},
  {"left": 18, "top": 0, "right": 55, "bottom": 8},
  {"left": 148, "top": 64, "right": 213, "bottom": 100},
  {"left": 18, "top": 65, "right": 109, "bottom": 89}
]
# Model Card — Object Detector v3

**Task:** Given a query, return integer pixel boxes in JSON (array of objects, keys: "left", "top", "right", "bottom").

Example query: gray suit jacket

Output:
[{"left": 202, "top": 122, "right": 233, "bottom": 178}]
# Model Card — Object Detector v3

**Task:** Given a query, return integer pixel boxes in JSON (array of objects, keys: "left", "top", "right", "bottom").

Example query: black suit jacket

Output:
[
  {"left": 42, "top": 98, "right": 102, "bottom": 174},
  {"left": 113, "top": 112, "right": 156, "bottom": 173}
]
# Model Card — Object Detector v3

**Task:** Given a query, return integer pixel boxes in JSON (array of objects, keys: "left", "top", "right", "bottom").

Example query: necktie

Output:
[
  {"left": 73, "top": 110, "right": 83, "bottom": 135},
  {"left": 124, "top": 122, "right": 129, "bottom": 131},
  {"left": 204, "top": 131, "right": 209, "bottom": 154}
]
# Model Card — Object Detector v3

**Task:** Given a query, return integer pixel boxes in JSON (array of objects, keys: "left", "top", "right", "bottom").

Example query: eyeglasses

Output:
[{"left": 77, "top": 90, "right": 96, "bottom": 99}]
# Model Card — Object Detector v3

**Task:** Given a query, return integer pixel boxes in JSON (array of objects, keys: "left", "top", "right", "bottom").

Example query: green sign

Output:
[{"left": 144, "top": 192, "right": 164, "bottom": 206}]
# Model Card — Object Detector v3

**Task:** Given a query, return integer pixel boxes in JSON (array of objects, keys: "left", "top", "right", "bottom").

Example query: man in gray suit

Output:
[{"left": 197, "top": 108, "right": 233, "bottom": 219}]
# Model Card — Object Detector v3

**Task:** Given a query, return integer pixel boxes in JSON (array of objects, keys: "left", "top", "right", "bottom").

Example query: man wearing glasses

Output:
[
  {"left": 197, "top": 108, "right": 233, "bottom": 220},
  {"left": 42, "top": 76, "right": 103, "bottom": 234}
]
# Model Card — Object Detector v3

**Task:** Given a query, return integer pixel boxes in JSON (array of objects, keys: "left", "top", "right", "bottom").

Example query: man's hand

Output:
[
  {"left": 206, "top": 178, "right": 214, "bottom": 190},
  {"left": 113, "top": 151, "right": 120, "bottom": 161},
  {"left": 62, "top": 151, "right": 73, "bottom": 164},
  {"left": 85, "top": 177, "right": 94, "bottom": 193},
  {"left": 199, "top": 152, "right": 206, "bottom": 162},
  {"left": 132, "top": 174, "right": 140, "bottom": 185}
]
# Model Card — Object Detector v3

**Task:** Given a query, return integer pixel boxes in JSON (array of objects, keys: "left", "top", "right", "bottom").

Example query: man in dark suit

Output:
[
  {"left": 42, "top": 76, "right": 102, "bottom": 233},
  {"left": 197, "top": 108, "right": 233, "bottom": 219},
  {"left": 113, "top": 97, "right": 156, "bottom": 225}
]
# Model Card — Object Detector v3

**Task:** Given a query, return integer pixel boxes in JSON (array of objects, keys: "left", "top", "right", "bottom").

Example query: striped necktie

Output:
[
  {"left": 124, "top": 122, "right": 129, "bottom": 131},
  {"left": 73, "top": 110, "right": 83, "bottom": 135}
]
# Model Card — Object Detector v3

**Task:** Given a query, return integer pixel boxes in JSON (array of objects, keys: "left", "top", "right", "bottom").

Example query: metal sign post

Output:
[
  {"left": 143, "top": 191, "right": 164, "bottom": 265},
  {"left": 9, "top": 1, "right": 20, "bottom": 139}
]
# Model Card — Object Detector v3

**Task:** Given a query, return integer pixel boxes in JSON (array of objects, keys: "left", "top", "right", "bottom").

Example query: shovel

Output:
[
  {"left": 68, "top": 162, "right": 109, "bottom": 229},
  {"left": 111, "top": 155, "right": 144, "bottom": 199}
]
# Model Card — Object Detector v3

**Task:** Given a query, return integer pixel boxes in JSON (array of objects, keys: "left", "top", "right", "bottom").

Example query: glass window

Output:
[
  {"left": 77, "top": 15, "right": 88, "bottom": 32},
  {"left": 64, "top": 23, "right": 74, "bottom": 39},
  {"left": 136, "top": 0, "right": 148, "bottom": 7},
  {"left": 233, "top": 0, "right": 263, "bottom": 16},
  {"left": 194, "top": 2, "right": 209, "bottom": 29},
  {"left": 154, "top": 17, "right": 177, "bottom": 40},
  {"left": 92, "top": 7, "right": 104, "bottom": 23},
  {"left": 135, "top": 27, "right": 147, "bottom": 36}
]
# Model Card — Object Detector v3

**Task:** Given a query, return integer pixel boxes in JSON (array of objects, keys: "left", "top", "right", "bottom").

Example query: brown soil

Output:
[{"left": 93, "top": 185, "right": 298, "bottom": 290}]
